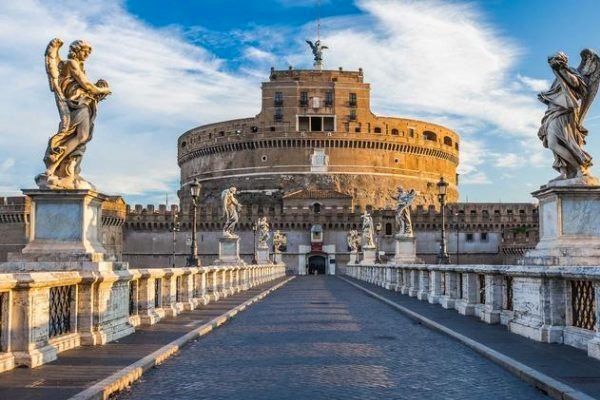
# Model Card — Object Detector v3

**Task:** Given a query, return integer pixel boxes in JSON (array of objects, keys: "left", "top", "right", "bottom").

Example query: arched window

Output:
[
  {"left": 385, "top": 222, "right": 393, "bottom": 236},
  {"left": 374, "top": 127, "right": 382, "bottom": 133},
  {"left": 443, "top": 136, "right": 453, "bottom": 146},
  {"left": 423, "top": 131, "right": 437, "bottom": 141},
  {"left": 391, "top": 129, "right": 399, "bottom": 135}
]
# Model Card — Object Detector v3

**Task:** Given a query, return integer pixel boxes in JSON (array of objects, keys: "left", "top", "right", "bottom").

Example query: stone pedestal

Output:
[
  {"left": 256, "top": 247, "right": 270, "bottom": 264},
  {"left": 523, "top": 185, "right": 600, "bottom": 266},
  {"left": 216, "top": 236, "right": 245, "bottom": 265},
  {"left": 273, "top": 252, "right": 283, "bottom": 264},
  {"left": 19, "top": 190, "right": 106, "bottom": 261},
  {"left": 1, "top": 189, "right": 125, "bottom": 273},
  {"left": 394, "top": 236, "right": 417, "bottom": 264},
  {"left": 348, "top": 251, "right": 359, "bottom": 265},
  {"left": 360, "top": 246, "right": 377, "bottom": 265}
]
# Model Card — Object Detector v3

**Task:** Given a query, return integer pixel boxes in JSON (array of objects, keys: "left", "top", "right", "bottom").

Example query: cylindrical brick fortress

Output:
[{"left": 178, "top": 68, "right": 459, "bottom": 209}]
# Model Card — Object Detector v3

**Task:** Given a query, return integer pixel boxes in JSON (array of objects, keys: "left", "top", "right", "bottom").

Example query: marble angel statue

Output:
[
  {"left": 222, "top": 187, "right": 241, "bottom": 237},
  {"left": 257, "top": 216, "right": 270, "bottom": 248},
  {"left": 361, "top": 211, "right": 375, "bottom": 248},
  {"left": 392, "top": 187, "right": 417, "bottom": 237},
  {"left": 36, "top": 38, "right": 112, "bottom": 190},
  {"left": 538, "top": 49, "right": 600, "bottom": 184}
]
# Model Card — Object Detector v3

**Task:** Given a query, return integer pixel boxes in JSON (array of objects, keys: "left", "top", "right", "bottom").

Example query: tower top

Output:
[{"left": 306, "top": 0, "right": 328, "bottom": 70}]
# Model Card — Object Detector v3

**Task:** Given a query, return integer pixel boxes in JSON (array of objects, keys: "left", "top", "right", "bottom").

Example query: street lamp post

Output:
[
  {"left": 437, "top": 177, "right": 450, "bottom": 264},
  {"left": 186, "top": 179, "right": 201, "bottom": 267},
  {"left": 170, "top": 211, "right": 180, "bottom": 267},
  {"left": 375, "top": 222, "right": 382, "bottom": 264},
  {"left": 454, "top": 211, "right": 460, "bottom": 265},
  {"left": 251, "top": 222, "right": 258, "bottom": 264}
]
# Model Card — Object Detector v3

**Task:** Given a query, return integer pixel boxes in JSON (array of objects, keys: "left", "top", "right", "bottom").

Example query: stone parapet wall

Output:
[
  {"left": 0, "top": 263, "right": 286, "bottom": 373},
  {"left": 345, "top": 263, "right": 600, "bottom": 361}
]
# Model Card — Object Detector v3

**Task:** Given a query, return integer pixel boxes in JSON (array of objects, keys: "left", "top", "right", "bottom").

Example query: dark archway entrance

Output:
[{"left": 308, "top": 255, "right": 327, "bottom": 275}]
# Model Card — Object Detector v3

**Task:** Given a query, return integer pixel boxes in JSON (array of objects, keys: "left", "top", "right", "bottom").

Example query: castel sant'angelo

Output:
[
  {"left": 0, "top": 42, "right": 539, "bottom": 273},
  {"left": 178, "top": 65, "right": 459, "bottom": 210}
]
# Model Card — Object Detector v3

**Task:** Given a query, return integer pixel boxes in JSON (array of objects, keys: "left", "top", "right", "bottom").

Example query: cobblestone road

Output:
[{"left": 118, "top": 276, "right": 548, "bottom": 400}]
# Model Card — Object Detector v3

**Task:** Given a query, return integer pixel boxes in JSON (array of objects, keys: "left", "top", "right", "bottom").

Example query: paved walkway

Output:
[
  {"left": 341, "top": 275, "right": 600, "bottom": 399},
  {"left": 0, "top": 278, "right": 289, "bottom": 400},
  {"left": 117, "top": 276, "right": 550, "bottom": 400}
]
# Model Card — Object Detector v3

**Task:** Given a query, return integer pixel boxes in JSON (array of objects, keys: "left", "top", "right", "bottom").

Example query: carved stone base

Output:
[
  {"left": 523, "top": 185, "right": 600, "bottom": 266},
  {"left": 215, "top": 237, "right": 245, "bottom": 266},
  {"left": 7, "top": 189, "right": 108, "bottom": 265},
  {"left": 360, "top": 247, "right": 377, "bottom": 265},
  {"left": 256, "top": 247, "right": 270, "bottom": 264},
  {"left": 348, "top": 251, "right": 359, "bottom": 265},
  {"left": 393, "top": 236, "right": 417, "bottom": 264},
  {"left": 273, "top": 252, "right": 283, "bottom": 264}
]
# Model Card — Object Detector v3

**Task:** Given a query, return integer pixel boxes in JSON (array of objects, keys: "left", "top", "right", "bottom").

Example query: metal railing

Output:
[{"left": 49, "top": 285, "right": 74, "bottom": 338}]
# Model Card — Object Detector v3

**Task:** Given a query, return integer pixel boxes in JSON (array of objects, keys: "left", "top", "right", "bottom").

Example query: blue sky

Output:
[{"left": 1, "top": 0, "right": 600, "bottom": 206}]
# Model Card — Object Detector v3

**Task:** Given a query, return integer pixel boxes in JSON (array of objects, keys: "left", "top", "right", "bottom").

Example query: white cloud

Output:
[
  {"left": 517, "top": 74, "right": 551, "bottom": 92},
  {"left": 0, "top": 0, "right": 556, "bottom": 202},
  {"left": 0, "top": 0, "right": 260, "bottom": 199}
]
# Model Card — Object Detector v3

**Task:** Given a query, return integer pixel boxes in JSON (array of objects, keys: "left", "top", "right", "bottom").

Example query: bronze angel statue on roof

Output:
[
  {"left": 306, "top": 39, "right": 328, "bottom": 69},
  {"left": 36, "top": 38, "right": 112, "bottom": 190},
  {"left": 538, "top": 49, "right": 600, "bottom": 185}
]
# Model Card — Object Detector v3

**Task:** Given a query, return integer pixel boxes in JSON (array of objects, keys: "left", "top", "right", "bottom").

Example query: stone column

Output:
[
  {"left": 195, "top": 269, "right": 209, "bottom": 306},
  {"left": 456, "top": 273, "right": 479, "bottom": 315},
  {"left": 394, "top": 267, "right": 403, "bottom": 292},
  {"left": 79, "top": 273, "right": 134, "bottom": 346},
  {"left": 138, "top": 272, "right": 164, "bottom": 325},
  {"left": 481, "top": 274, "right": 503, "bottom": 324},
  {"left": 401, "top": 270, "right": 410, "bottom": 295},
  {"left": 417, "top": 269, "right": 430, "bottom": 301},
  {"left": 161, "top": 270, "right": 181, "bottom": 317},
  {"left": 428, "top": 270, "right": 443, "bottom": 304},
  {"left": 181, "top": 270, "right": 195, "bottom": 311},
  {"left": 10, "top": 286, "right": 57, "bottom": 367},
  {"left": 439, "top": 272, "right": 459, "bottom": 309},
  {"left": 408, "top": 269, "right": 420, "bottom": 297}
]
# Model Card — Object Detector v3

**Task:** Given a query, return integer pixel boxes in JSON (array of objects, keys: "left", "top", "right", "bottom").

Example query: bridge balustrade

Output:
[
  {"left": 0, "top": 263, "right": 286, "bottom": 374},
  {"left": 345, "top": 263, "right": 600, "bottom": 361}
]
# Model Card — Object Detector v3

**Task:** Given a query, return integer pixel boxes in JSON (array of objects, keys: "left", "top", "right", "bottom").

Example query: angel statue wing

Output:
[
  {"left": 221, "top": 188, "right": 229, "bottom": 217},
  {"left": 306, "top": 40, "right": 316, "bottom": 53},
  {"left": 577, "top": 49, "right": 600, "bottom": 128},
  {"left": 45, "top": 38, "right": 70, "bottom": 132}
]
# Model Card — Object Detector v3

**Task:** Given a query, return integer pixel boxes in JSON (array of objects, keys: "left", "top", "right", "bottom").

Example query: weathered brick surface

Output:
[{"left": 118, "top": 276, "right": 547, "bottom": 400}]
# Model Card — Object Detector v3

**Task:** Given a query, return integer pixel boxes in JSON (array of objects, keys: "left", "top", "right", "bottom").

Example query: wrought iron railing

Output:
[
  {"left": 478, "top": 274, "right": 486, "bottom": 304},
  {"left": 129, "top": 281, "right": 138, "bottom": 316},
  {"left": 440, "top": 272, "right": 446, "bottom": 296},
  {"left": 175, "top": 276, "right": 182, "bottom": 303},
  {"left": 49, "top": 285, "right": 74, "bottom": 338},
  {"left": 504, "top": 276, "right": 513, "bottom": 311},
  {"left": 154, "top": 278, "right": 162, "bottom": 308},
  {"left": 571, "top": 280, "right": 596, "bottom": 331}
]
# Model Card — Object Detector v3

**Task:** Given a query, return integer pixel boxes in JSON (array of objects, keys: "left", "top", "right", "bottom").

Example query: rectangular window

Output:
[
  {"left": 274, "top": 91, "right": 283, "bottom": 106},
  {"left": 299, "top": 116, "right": 309, "bottom": 131},
  {"left": 349, "top": 92, "right": 357, "bottom": 107},
  {"left": 311, "top": 117, "right": 322, "bottom": 132},
  {"left": 300, "top": 91, "right": 308, "bottom": 106},
  {"left": 480, "top": 232, "right": 488, "bottom": 241},
  {"left": 324, "top": 117, "right": 334, "bottom": 131},
  {"left": 408, "top": 127, "right": 415, "bottom": 137},
  {"left": 349, "top": 109, "right": 357, "bottom": 121},
  {"left": 466, "top": 233, "right": 474, "bottom": 242},
  {"left": 275, "top": 107, "right": 283, "bottom": 121},
  {"left": 325, "top": 91, "right": 333, "bottom": 106}
]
